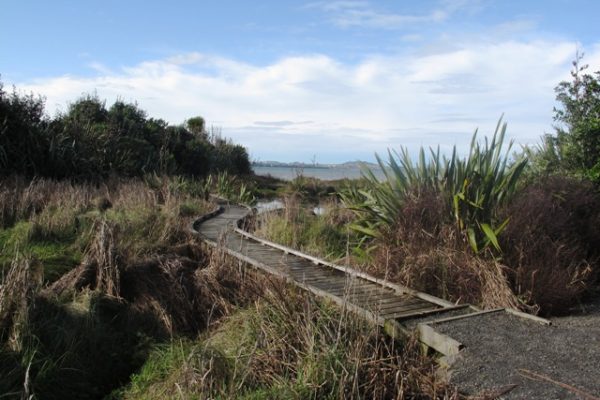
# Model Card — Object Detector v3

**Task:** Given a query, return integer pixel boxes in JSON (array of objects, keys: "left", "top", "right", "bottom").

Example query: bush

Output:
[
  {"left": 499, "top": 176, "right": 600, "bottom": 314},
  {"left": 342, "top": 120, "right": 527, "bottom": 255}
]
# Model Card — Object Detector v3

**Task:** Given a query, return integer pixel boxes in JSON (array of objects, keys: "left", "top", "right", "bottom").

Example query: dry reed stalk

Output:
[
  {"left": 0, "top": 255, "right": 42, "bottom": 351},
  {"left": 51, "top": 219, "right": 123, "bottom": 297},
  {"left": 88, "top": 220, "right": 121, "bottom": 297}
]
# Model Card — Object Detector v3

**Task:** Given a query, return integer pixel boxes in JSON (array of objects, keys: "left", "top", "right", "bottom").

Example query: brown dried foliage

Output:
[
  {"left": 500, "top": 176, "right": 600, "bottom": 315},
  {"left": 238, "top": 284, "right": 459, "bottom": 399},
  {"left": 50, "top": 227, "right": 264, "bottom": 337},
  {"left": 368, "top": 190, "right": 521, "bottom": 310}
]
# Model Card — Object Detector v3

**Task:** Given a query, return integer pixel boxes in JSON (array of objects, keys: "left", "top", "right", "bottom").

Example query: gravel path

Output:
[{"left": 433, "top": 298, "right": 600, "bottom": 398}]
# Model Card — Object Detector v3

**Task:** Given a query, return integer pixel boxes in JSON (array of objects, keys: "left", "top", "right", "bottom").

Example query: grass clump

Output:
[
  {"left": 121, "top": 282, "right": 457, "bottom": 400},
  {"left": 499, "top": 176, "right": 600, "bottom": 314},
  {"left": 254, "top": 196, "right": 357, "bottom": 262}
]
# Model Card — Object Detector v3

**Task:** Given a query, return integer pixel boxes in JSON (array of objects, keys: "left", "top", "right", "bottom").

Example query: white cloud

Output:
[
  {"left": 14, "top": 40, "right": 600, "bottom": 162},
  {"left": 311, "top": 0, "right": 484, "bottom": 29}
]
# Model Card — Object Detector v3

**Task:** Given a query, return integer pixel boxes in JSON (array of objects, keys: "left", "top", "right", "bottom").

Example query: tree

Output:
[
  {"left": 0, "top": 81, "right": 50, "bottom": 176},
  {"left": 185, "top": 116, "right": 206, "bottom": 139},
  {"left": 547, "top": 52, "right": 600, "bottom": 181}
]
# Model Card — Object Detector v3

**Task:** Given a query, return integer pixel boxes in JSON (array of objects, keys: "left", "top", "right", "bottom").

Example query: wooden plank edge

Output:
[
  {"left": 390, "top": 304, "right": 470, "bottom": 321},
  {"left": 425, "top": 308, "right": 504, "bottom": 325},
  {"left": 505, "top": 308, "right": 551, "bottom": 325},
  {"left": 417, "top": 323, "right": 464, "bottom": 357}
]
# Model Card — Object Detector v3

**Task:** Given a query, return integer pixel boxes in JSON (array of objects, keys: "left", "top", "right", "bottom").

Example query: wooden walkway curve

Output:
[{"left": 192, "top": 202, "right": 486, "bottom": 354}]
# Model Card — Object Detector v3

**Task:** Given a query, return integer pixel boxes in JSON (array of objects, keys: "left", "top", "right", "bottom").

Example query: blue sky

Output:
[{"left": 2, "top": 0, "right": 600, "bottom": 163}]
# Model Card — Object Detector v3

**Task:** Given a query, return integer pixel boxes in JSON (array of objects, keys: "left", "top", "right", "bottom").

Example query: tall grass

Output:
[
  {"left": 254, "top": 196, "right": 357, "bottom": 262},
  {"left": 121, "top": 282, "right": 458, "bottom": 400},
  {"left": 343, "top": 120, "right": 527, "bottom": 254},
  {"left": 0, "top": 175, "right": 224, "bottom": 398}
]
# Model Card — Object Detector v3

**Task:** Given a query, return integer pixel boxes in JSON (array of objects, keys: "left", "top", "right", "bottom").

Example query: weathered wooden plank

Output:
[
  {"left": 336, "top": 288, "right": 400, "bottom": 304},
  {"left": 291, "top": 271, "right": 348, "bottom": 282},
  {"left": 308, "top": 279, "right": 373, "bottom": 291},
  {"left": 246, "top": 250, "right": 287, "bottom": 258},
  {"left": 504, "top": 308, "right": 551, "bottom": 325},
  {"left": 320, "top": 288, "right": 389, "bottom": 303},
  {"left": 382, "top": 307, "right": 441, "bottom": 320},
  {"left": 380, "top": 306, "right": 440, "bottom": 319},
  {"left": 391, "top": 304, "right": 468, "bottom": 321},
  {"left": 417, "top": 324, "right": 463, "bottom": 356},
  {"left": 349, "top": 293, "right": 418, "bottom": 309},
  {"left": 372, "top": 299, "right": 428, "bottom": 313},
  {"left": 342, "top": 284, "right": 394, "bottom": 296},
  {"left": 307, "top": 280, "right": 361, "bottom": 291},
  {"left": 426, "top": 308, "right": 504, "bottom": 325}
]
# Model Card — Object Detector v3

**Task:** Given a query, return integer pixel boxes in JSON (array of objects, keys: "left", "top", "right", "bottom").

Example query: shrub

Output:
[
  {"left": 499, "top": 176, "right": 600, "bottom": 314},
  {"left": 342, "top": 119, "right": 527, "bottom": 255}
]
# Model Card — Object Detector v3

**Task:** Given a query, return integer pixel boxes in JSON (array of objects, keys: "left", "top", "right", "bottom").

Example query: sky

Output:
[{"left": 2, "top": 0, "right": 600, "bottom": 163}]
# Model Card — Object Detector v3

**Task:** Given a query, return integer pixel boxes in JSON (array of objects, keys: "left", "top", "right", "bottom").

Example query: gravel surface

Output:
[{"left": 431, "top": 298, "right": 600, "bottom": 399}]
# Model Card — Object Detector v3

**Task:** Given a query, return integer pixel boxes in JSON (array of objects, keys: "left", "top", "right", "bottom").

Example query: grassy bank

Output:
[{"left": 0, "top": 176, "right": 262, "bottom": 398}]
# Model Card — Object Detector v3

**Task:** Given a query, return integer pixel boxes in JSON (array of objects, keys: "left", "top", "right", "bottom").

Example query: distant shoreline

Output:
[
  {"left": 252, "top": 163, "right": 385, "bottom": 181},
  {"left": 252, "top": 161, "right": 377, "bottom": 170}
]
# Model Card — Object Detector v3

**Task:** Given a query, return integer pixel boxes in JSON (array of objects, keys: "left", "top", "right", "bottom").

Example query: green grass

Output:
[
  {"left": 255, "top": 207, "right": 351, "bottom": 261},
  {"left": 0, "top": 221, "right": 82, "bottom": 283}
]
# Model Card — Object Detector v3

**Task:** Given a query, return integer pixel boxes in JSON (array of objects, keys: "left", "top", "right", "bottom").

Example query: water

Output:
[
  {"left": 255, "top": 199, "right": 284, "bottom": 214},
  {"left": 252, "top": 165, "right": 385, "bottom": 181},
  {"left": 255, "top": 199, "right": 327, "bottom": 216}
]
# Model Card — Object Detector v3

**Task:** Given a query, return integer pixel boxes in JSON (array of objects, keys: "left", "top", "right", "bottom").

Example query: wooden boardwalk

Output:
[
  {"left": 194, "top": 204, "right": 548, "bottom": 354},
  {"left": 192, "top": 203, "right": 482, "bottom": 352}
]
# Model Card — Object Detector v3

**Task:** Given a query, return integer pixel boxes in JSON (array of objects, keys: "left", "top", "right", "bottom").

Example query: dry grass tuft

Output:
[
  {"left": 211, "top": 284, "right": 458, "bottom": 399},
  {"left": 367, "top": 191, "right": 522, "bottom": 310},
  {"left": 50, "top": 219, "right": 123, "bottom": 297},
  {"left": 0, "top": 255, "right": 43, "bottom": 351}
]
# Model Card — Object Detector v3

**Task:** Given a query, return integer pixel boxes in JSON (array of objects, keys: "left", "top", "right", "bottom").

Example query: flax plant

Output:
[{"left": 342, "top": 119, "right": 527, "bottom": 254}]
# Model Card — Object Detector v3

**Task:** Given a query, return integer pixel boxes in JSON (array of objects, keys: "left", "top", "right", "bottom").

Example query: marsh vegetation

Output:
[{"left": 1, "top": 56, "right": 600, "bottom": 398}]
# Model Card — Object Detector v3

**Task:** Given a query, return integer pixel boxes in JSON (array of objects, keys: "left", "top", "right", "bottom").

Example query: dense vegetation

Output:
[
  {"left": 0, "top": 177, "right": 453, "bottom": 399},
  {"left": 0, "top": 81, "right": 251, "bottom": 179}
]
